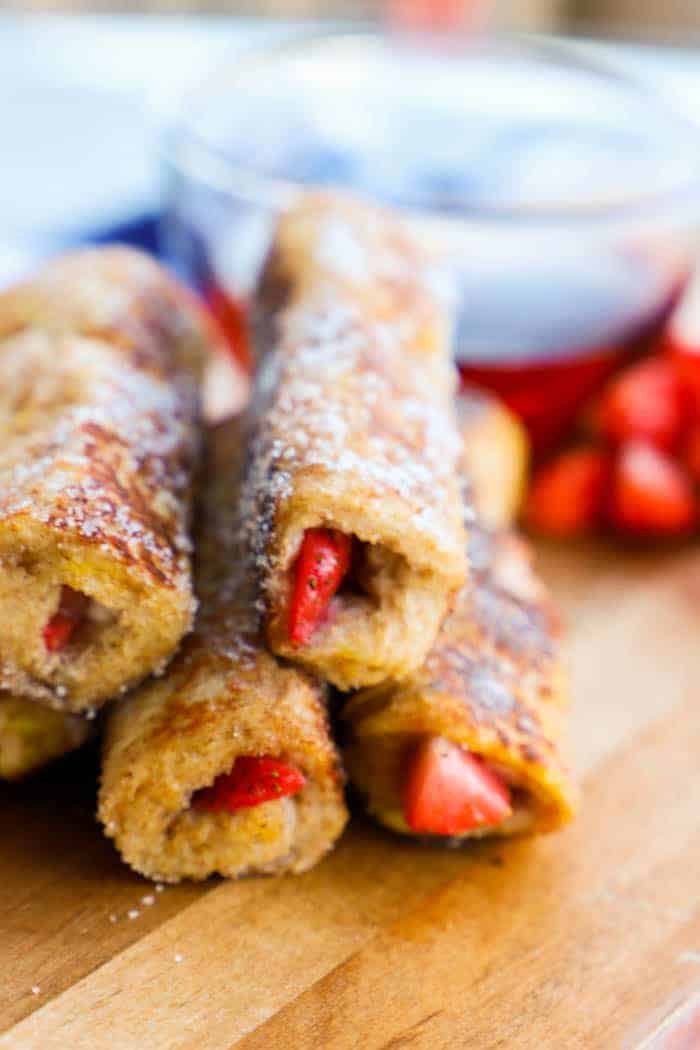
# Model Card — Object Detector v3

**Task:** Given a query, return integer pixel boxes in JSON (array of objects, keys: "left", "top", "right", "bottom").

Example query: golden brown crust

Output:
[
  {"left": 99, "top": 421, "right": 348, "bottom": 883},
  {"left": 0, "top": 246, "right": 213, "bottom": 380},
  {"left": 245, "top": 192, "right": 467, "bottom": 689},
  {"left": 0, "top": 249, "right": 213, "bottom": 712},
  {"left": 342, "top": 525, "right": 577, "bottom": 837},
  {"left": 0, "top": 693, "right": 91, "bottom": 780}
]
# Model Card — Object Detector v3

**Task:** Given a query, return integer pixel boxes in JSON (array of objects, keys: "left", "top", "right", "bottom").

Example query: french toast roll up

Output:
[
  {"left": 99, "top": 421, "right": 347, "bottom": 883},
  {"left": 342, "top": 525, "right": 577, "bottom": 840},
  {"left": 0, "top": 248, "right": 214, "bottom": 714},
  {"left": 244, "top": 193, "right": 467, "bottom": 691},
  {"left": 0, "top": 695, "right": 91, "bottom": 780}
]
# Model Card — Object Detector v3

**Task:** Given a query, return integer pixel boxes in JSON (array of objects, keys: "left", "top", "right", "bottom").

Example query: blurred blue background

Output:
[{"left": 1, "top": 16, "right": 699, "bottom": 283}]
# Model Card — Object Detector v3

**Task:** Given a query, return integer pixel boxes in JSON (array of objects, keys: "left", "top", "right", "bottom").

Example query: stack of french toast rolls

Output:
[{"left": 0, "top": 192, "right": 577, "bottom": 880}]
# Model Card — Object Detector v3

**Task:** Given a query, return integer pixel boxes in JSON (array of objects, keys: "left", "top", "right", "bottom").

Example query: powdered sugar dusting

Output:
[
  {"left": 0, "top": 331, "right": 199, "bottom": 589},
  {"left": 243, "top": 197, "right": 464, "bottom": 598}
]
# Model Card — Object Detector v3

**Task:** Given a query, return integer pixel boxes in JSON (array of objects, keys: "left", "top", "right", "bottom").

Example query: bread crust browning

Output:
[
  {"left": 0, "top": 694, "right": 91, "bottom": 780},
  {"left": 99, "top": 421, "right": 347, "bottom": 882},
  {"left": 246, "top": 193, "right": 467, "bottom": 689},
  {"left": 0, "top": 246, "right": 212, "bottom": 381},
  {"left": 0, "top": 250, "right": 213, "bottom": 712}
]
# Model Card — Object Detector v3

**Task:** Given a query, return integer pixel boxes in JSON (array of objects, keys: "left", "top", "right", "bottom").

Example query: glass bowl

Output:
[{"left": 160, "top": 31, "right": 700, "bottom": 450}]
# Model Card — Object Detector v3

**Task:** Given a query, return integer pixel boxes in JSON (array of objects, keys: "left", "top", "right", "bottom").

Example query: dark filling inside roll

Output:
[
  {"left": 191, "top": 755, "right": 307, "bottom": 814},
  {"left": 402, "top": 737, "right": 512, "bottom": 836}
]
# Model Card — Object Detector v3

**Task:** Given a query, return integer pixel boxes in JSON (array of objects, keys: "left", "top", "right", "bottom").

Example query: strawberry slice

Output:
[
  {"left": 42, "top": 586, "right": 89, "bottom": 653},
  {"left": 599, "top": 357, "right": 686, "bottom": 452},
  {"left": 525, "top": 447, "right": 610, "bottom": 538},
  {"left": 289, "top": 528, "right": 352, "bottom": 646},
  {"left": 403, "top": 737, "right": 512, "bottom": 836},
  {"left": 192, "top": 756, "right": 306, "bottom": 813},
  {"left": 609, "top": 440, "right": 696, "bottom": 537},
  {"left": 682, "top": 422, "right": 700, "bottom": 485}
]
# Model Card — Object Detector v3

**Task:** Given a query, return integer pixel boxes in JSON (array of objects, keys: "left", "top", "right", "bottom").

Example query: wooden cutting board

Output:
[{"left": 2, "top": 540, "right": 700, "bottom": 1050}]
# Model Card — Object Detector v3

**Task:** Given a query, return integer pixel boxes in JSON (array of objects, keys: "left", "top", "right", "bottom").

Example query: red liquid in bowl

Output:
[{"left": 452, "top": 248, "right": 687, "bottom": 455}]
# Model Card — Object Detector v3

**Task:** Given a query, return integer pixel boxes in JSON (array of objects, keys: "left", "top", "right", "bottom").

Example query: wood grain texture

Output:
[{"left": 2, "top": 540, "right": 700, "bottom": 1049}]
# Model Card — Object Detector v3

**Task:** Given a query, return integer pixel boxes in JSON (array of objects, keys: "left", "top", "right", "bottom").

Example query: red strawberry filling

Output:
[
  {"left": 192, "top": 756, "right": 306, "bottom": 814},
  {"left": 42, "top": 586, "right": 90, "bottom": 653},
  {"left": 288, "top": 528, "right": 352, "bottom": 646},
  {"left": 403, "top": 737, "right": 512, "bottom": 836}
]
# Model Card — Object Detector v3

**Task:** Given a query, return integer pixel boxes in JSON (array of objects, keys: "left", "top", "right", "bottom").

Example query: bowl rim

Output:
[{"left": 162, "top": 28, "right": 700, "bottom": 228}]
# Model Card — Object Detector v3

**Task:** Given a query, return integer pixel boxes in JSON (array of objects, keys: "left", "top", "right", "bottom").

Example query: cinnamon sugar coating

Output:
[{"left": 0, "top": 248, "right": 213, "bottom": 711}]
